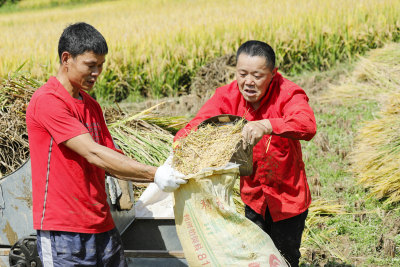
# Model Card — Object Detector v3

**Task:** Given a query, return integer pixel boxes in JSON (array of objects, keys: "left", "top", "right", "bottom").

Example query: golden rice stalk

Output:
[
  {"left": 141, "top": 116, "right": 189, "bottom": 134},
  {"left": 302, "top": 199, "right": 347, "bottom": 262},
  {"left": 173, "top": 119, "right": 245, "bottom": 176},
  {"left": 351, "top": 94, "right": 400, "bottom": 203},
  {"left": 109, "top": 118, "right": 173, "bottom": 167},
  {"left": 0, "top": 72, "right": 42, "bottom": 177},
  {"left": 308, "top": 199, "right": 345, "bottom": 216},
  {"left": 319, "top": 43, "right": 400, "bottom": 103}
]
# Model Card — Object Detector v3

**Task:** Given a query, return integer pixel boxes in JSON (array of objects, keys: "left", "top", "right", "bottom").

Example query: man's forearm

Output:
[
  {"left": 112, "top": 173, "right": 155, "bottom": 183},
  {"left": 88, "top": 144, "right": 157, "bottom": 180},
  {"left": 63, "top": 133, "right": 157, "bottom": 180}
]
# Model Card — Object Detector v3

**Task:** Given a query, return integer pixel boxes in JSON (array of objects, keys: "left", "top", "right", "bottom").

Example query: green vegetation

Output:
[
  {"left": 1, "top": 0, "right": 399, "bottom": 102},
  {"left": 0, "top": 0, "right": 110, "bottom": 13}
]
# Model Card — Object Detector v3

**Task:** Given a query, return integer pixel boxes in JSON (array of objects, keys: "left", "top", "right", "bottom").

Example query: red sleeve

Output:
[
  {"left": 268, "top": 88, "right": 317, "bottom": 141},
  {"left": 34, "top": 95, "right": 89, "bottom": 145},
  {"left": 174, "top": 89, "right": 226, "bottom": 141}
]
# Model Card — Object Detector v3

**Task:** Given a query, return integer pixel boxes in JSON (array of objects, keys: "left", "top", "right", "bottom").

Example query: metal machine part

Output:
[{"left": 9, "top": 235, "right": 41, "bottom": 267}]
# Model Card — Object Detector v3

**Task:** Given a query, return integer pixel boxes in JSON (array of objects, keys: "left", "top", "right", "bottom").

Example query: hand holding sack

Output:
[{"left": 154, "top": 154, "right": 187, "bottom": 192}]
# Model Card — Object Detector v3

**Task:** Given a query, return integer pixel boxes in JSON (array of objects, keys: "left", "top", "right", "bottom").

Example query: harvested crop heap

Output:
[
  {"left": 173, "top": 120, "right": 245, "bottom": 176},
  {"left": 352, "top": 94, "right": 400, "bottom": 203},
  {"left": 0, "top": 73, "right": 41, "bottom": 177},
  {"left": 336, "top": 43, "right": 400, "bottom": 204},
  {"left": 108, "top": 117, "right": 173, "bottom": 167}
]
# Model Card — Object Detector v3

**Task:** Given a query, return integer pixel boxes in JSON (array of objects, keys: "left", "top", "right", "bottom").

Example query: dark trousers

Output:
[
  {"left": 245, "top": 205, "right": 308, "bottom": 267},
  {"left": 37, "top": 228, "right": 127, "bottom": 267}
]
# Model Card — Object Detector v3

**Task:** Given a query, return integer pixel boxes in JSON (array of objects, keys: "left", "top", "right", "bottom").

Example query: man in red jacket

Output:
[{"left": 174, "top": 40, "right": 317, "bottom": 266}]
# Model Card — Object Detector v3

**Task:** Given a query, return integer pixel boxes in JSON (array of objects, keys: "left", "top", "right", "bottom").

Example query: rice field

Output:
[{"left": 1, "top": 0, "right": 400, "bottom": 101}]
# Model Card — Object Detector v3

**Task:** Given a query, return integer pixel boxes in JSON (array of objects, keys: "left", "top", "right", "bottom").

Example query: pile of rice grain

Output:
[{"left": 173, "top": 120, "right": 245, "bottom": 175}]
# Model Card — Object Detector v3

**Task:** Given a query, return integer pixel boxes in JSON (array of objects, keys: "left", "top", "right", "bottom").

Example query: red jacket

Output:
[{"left": 174, "top": 72, "right": 316, "bottom": 222}]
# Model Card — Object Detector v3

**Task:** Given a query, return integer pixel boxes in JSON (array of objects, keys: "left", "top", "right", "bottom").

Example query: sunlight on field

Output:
[{"left": 1, "top": 0, "right": 399, "bottom": 96}]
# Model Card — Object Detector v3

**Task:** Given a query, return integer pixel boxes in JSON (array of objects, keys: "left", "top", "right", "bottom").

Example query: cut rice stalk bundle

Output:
[
  {"left": 319, "top": 43, "right": 400, "bottom": 103},
  {"left": 173, "top": 119, "right": 245, "bottom": 176},
  {"left": 109, "top": 119, "right": 173, "bottom": 167},
  {"left": 105, "top": 102, "right": 188, "bottom": 135},
  {"left": 141, "top": 116, "right": 189, "bottom": 135},
  {"left": 107, "top": 109, "right": 175, "bottom": 201},
  {"left": 351, "top": 93, "right": 400, "bottom": 203},
  {"left": 302, "top": 199, "right": 347, "bottom": 262},
  {"left": 0, "top": 72, "right": 42, "bottom": 177}
]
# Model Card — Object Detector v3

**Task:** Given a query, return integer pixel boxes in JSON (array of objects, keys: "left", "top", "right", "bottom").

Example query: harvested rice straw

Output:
[
  {"left": 0, "top": 71, "right": 42, "bottom": 177},
  {"left": 141, "top": 116, "right": 189, "bottom": 134},
  {"left": 173, "top": 119, "right": 245, "bottom": 176},
  {"left": 109, "top": 119, "right": 173, "bottom": 167},
  {"left": 351, "top": 94, "right": 400, "bottom": 203},
  {"left": 302, "top": 199, "right": 347, "bottom": 262},
  {"left": 319, "top": 43, "right": 400, "bottom": 103}
]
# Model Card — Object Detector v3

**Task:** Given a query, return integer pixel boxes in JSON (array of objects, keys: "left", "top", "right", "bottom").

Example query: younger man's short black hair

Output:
[
  {"left": 58, "top": 22, "right": 108, "bottom": 62},
  {"left": 236, "top": 40, "right": 275, "bottom": 70}
]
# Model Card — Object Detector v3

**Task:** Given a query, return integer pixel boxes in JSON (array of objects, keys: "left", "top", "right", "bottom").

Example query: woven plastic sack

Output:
[{"left": 174, "top": 163, "right": 287, "bottom": 267}]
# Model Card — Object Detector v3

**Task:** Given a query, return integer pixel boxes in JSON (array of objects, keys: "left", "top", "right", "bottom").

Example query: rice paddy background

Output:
[{"left": 1, "top": 0, "right": 400, "bottom": 102}]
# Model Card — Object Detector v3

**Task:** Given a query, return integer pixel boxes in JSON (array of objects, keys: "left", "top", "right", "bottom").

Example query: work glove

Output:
[{"left": 154, "top": 154, "right": 187, "bottom": 192}]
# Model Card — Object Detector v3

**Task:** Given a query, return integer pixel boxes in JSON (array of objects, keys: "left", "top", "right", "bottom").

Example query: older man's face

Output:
[{"left": 236, "top": 54, "right": 276, "bottom": 109}]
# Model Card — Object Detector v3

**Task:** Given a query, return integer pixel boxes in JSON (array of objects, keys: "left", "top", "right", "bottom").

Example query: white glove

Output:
[{"left": 154, "top": 155, "right": 187, "bottom": 192}]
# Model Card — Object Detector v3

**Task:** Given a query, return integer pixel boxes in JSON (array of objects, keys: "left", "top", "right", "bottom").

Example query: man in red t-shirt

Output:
[
  {"left": 26, "top": 22, "right": 186, "bottom": 266},
  {"left": 174, "top": 40, "right": 317, "bottom": 266}
]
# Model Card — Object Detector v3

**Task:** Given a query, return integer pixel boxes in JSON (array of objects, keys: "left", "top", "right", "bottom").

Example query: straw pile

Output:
[
  {"left": 320, "top": 43, "right": 400, "bottom": 102},
  {"left": 0, "top": 73, "right": 177, "bottom": 179},
  {"left": 302, "top": 199, "right": 347, "bottom": 262},
  {"left": 141, "top": 116, "right": 189, "bottom": 135},
  {"left": 345, "top": 43, "right": 400, "bottom": 203},
  {"left": 351, "top": 94, "right": 400, "bottom": 203},
  {"left": 190, "top": 54, "right": 236, "bottom": 98},
  {"left": 173, "top": 120, "right": 245, "bottom": 176},
  {"left": 318, "top": 43, "right": 400, "bottom": 203},
  {"left": 0, "top": 72, "right": 41, "bottom": 178},
  {"left": 104, "top": 105, "right": 178, "bottom": 201},
  {"left": 108, "top": 117, "right": 173, "bottom": 167}
]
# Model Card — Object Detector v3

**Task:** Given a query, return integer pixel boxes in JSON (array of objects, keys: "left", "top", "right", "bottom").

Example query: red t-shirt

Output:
[
  {"left": 26, "top": 76, "right": 118, "bottom": 233},
  {"left": 175, "top": 72, "right": 317, "bottom": 222}
]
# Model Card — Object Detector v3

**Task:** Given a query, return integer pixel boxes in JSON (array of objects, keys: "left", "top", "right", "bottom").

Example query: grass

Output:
[
  {"left": 295, "top": 45, "right": 400, "bottom": 266},
  {"left": 1, "top": 0, "right": 400, "bottom": 102}
]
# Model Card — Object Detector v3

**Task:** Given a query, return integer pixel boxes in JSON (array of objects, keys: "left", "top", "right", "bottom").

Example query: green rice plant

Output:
[{"left": 1, "top": 0, "right": 400, "bottom": 100}]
